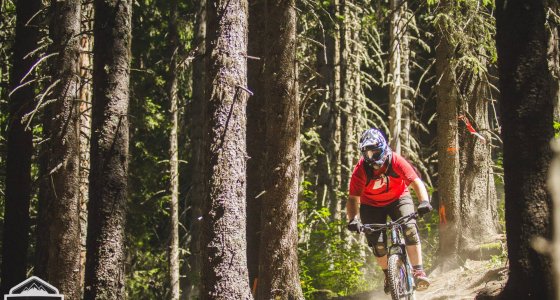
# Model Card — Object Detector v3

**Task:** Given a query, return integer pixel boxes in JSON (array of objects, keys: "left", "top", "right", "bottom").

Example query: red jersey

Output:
[{"left": 349, "top": 152, "right": 419, "bottom": 207}]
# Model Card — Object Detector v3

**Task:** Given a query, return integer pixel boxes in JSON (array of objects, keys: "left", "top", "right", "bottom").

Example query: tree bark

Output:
[
  {"left": 546, "top": 0, "right": 560, "bottom": 121},
  {"left": 400, "top": 5, "right": 412, "bottom": 157},
  {"left": 434, "top": 0, "right": 461, "bottom": 270},
  {"left": 168, "top": 0, "right": 180, "bottom": 298},
  {"left": 256, "top": 0, "right": 304, "bottom": 298},
  {"left": 78, "top": 0, "right": 93, "bottom": 293},
  {"left": 388, "top": 0, "right": 403, "bottom": 154},
  {"left": 247, "top": 0, "right": 265, "bottom": 290},
  {"left": 1, "top": 0, "right": 41, "bottom": 294},
  {"left": 185, "top": 0, "right": 206, "bottom": 298},
  {"left": 496, "top": 0, "right": 555, "bottom": 298},
  {"left": 200, "top": 0, "right": 252, "bottom": 298},
  {"left": 35, "top": 1, "right": 82, "bottom": 298},
  {"left": 458, "top": 81, "right": 500, "bottom": 260},
  {"left": 84, "top": 0, "right": 132, "bottom": 298},
  {"left": 549, "top": 139, "right": 560, "bottom": 300},
  {"left": 317, "top": 0, "right": 341, "bottom": 220}
]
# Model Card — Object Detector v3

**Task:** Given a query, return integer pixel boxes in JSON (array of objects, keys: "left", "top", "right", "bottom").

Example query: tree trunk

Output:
[
  {"left": 200, "top": 0, "right": 252, "bottom": 298},
  {"left": 388, "top": 0, "right": 403, "bottom": 154},
  {"left": 246, "top": 0, "right": 265, "bottom": 290},
  {"left": 78, "top": 0, "right": 93, "bottom": 293},
  {"left": 84, "top": 0, "right": 131, "bottom": 298},
  {"left": 458, "top": 81, "right": 500, "bottom": 260},
  {"left": 1, "top": 0, "right": 41, "bottom": 294},
  {"left": 400, "top": 5, "right": 412, "bottom": 157},
  {"left": 168, "top": 0, "right": 180, "bottom": 298},
  {"left": 495, "top": 0, "right": 556, "bottom": 298},
  {"left": 546, "top": 0, "right": 560, "bottom": 122},
  {"left": 35, "top": 1, "right": 82, "bottom": 298},
  {"left": 549, "top": 139, "right": 560, "bottom": 300},
  {"left": 339, "top": 0, "right": 351, "bottom": 192},
  {"left": 434, "top": 0, "right": 461, "bottom": 270},
  {"left": 185, "top": 0, "right": 206, "bottom": 298},
  {"left": 256, "top": 0, "right": 304, "bottom": 298},
  {"left": 317, "top": 0, "right": 341, "bottom": 220}
]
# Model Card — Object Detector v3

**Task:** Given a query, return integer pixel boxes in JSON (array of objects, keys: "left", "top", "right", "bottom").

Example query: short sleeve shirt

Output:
[{"left": 349, "top": 152, "right": 419, "bottom": 207}]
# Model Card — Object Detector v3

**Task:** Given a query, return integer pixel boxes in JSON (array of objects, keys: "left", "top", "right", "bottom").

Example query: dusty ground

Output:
[{"left": 334, "top": 260, "right": 507, "bottom": 300}]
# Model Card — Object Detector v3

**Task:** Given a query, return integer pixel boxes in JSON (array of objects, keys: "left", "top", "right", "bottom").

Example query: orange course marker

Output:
[{"left": 439, "top": 204, "right": 447, "bottom": 224}]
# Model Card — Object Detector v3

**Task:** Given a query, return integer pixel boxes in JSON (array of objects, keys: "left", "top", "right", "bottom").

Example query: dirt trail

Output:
[{"left": 334, "top": 260, "right": 507, "bottom": 300}]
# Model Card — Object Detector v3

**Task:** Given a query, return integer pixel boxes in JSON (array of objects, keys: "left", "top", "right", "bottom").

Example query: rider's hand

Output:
[
  {"left": 417, "top": 200, "right": 433, "bottom": 217},
  {"left": 347, "top": 218, "right": 362, "bottom": 233}
]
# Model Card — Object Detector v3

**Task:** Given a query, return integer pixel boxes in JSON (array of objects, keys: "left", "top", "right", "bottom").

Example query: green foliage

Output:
[
  {"left": 126, "top": 0, "right": 194, "bottom": 296},
  {"left": 298, "top": 181, "right": 375, "bottom": 298},
  {"left": 126, "top": 248, "right": 168, "bottom": 299},
  {"left": 554, "top": 121, "right": 560, "bottom": 138}
]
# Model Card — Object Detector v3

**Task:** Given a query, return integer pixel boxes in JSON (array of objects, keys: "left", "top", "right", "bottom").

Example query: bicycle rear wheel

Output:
[{"left": 387, "top": 254, "right": 415, "bottom": 300}]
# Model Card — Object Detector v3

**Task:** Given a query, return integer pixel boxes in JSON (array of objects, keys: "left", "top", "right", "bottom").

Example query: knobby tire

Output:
[{"left": 387, "top": 254, "right": 414, "bottom": 300}]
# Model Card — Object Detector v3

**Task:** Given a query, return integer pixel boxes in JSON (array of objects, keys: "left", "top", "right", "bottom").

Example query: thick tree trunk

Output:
[
  {"left": 84, "top": 0, "right": 132, "bottom": 298},
  {"left": 549, "top": 140, "right": 560, "bottom": 299},
  {"left": 36, "top": 1, "right": 82, "bottom": 298},
  {"left": 495, "top": 0, "right": 555, "bottom": 298},
  {"left": 247, "top": 0, "right": 265, "bottom": 290},
  {"left": 434, "top": 0, "right": 461, "bottom": 270},
  {"left": 458, "top": 81, "right": 500, "bottom": 260},
  {"left": 388, "top": 0, "right": 403, "bottom": 154},
  {"left": 200, "top": 0, "right": 252, "bottom": 298},
  {"left": 168, "top": 0, "right": 180, "bottom": 298},
  {"left": 0, "top": 0, "right": 41, "bottom": 294},
  {"left": 256, "top": 0, "right": 304, "bottom": 298},
  {"left": 185, "top": 0, "right": 206, "bottom": 298}
]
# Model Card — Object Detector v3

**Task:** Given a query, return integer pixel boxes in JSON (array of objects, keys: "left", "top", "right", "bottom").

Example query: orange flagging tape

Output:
[
  {"left": 439, "top": 204, "right": 447, "bottom": 224},
  {"left": 252, "top": 278, "right": 258, "bottom": 296}
]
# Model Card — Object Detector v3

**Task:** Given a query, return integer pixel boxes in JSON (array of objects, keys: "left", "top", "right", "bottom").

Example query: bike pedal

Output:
[{"left": 416, "top": 281, "right": 429, "bottom": 291}]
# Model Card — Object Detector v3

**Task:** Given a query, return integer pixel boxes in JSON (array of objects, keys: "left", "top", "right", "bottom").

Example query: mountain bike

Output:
[{"left": 361, "top": 212, "right": 419, "bottom": 300}]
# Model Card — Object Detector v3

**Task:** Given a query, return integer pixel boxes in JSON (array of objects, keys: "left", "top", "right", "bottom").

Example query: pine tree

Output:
[
  {"left": 200, "top": 0, "right": 252, "bottom": 298},
  {"left": 1, "top": 0, "right": 41, "bottom": 294},
  {"left": 167, "top": 0, "right": 180, "bottom": 298},
  {"left": 84, "top": 0, "right": 132, "bottom": 298},
  {"left": 434, "top": 0, "right": 461, "bottom": 270},
  {"left": 256, "top": 0, "right": 304, "bottom": 298},
  {"left": 35, "top": 1, "right": 82, "bottom": 298},
  {"left": 496, "top": 0, "right": 556, "bottom": 297}
]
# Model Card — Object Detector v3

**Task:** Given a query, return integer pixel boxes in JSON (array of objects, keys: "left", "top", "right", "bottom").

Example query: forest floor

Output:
[{"left": 334, "top": 259, "right": 507, "bottom": 300}]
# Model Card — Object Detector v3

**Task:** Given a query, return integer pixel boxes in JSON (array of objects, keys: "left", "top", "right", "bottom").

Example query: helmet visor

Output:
[{"left": 362, "top": 146, "right": 383, "bottom": 161}]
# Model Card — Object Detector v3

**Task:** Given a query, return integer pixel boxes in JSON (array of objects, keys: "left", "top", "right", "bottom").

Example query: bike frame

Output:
[{"left": 361, "top": 212, "right": 418, "bottom": 299}]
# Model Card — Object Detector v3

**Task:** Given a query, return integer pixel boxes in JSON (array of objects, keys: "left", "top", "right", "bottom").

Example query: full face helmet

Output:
[{"left": 359, "top": 128, "right": 391, "bottom": 169}]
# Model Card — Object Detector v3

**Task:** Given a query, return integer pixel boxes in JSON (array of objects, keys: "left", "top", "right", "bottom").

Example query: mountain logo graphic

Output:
[{"left": 4, "top": 276, "right": 63, "bottom": 300}]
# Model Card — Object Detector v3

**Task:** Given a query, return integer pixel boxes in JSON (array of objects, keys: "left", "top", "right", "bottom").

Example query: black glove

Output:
[
  {"left": 347, "top": 218, "right": 362, "bottom": 233},
  {"left": 417, "top": 200, "right": 433, "bottom": 217}
]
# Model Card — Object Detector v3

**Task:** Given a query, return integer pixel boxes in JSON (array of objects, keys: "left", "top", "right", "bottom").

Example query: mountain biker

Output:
[{"left": 346, "top": 127, "right": 433, "bottom": 293}]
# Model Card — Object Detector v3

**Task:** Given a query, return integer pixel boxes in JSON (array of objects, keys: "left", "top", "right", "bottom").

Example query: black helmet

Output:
[{"left": 359, "top": 128, "right": 391, "bottom": 168}]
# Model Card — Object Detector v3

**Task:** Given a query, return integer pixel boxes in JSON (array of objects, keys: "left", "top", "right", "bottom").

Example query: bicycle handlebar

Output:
[{"left": 359, "top": 212, "right": 418, "bottom": 234}]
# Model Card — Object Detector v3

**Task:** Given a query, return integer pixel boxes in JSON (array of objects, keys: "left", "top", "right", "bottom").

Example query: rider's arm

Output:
[
  {"left": 346, "top": 195, "right": 360, "bottom": 220},
  {"left": 409, "top": 178, "right": 430, "bottom": 203}
]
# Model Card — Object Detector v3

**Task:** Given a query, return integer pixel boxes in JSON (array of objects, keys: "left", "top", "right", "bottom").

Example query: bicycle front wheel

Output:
[{"left": 387, "top": 254, "right": 415, "bottom": 300}]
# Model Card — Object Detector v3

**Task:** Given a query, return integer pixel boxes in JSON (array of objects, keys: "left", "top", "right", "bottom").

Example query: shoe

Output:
[
  {"left": 413, "top": 269, "right": 430, "bottom": 291},
  {"left": 384, "top": 276, "right": 390, "bottom": 294}
]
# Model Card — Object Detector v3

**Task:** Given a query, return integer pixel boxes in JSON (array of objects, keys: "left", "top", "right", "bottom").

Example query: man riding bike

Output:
[{"left": 346, "top": 128, "right": 433, "bottom": 293}]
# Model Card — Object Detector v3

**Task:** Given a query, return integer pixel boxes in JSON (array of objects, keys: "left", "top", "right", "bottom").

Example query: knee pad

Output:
[
  {"left": 403, "top": 224, "right": 420, "bottom": 245},
  {"left": 372, "top": 242, "right": 387, "bottom": 257}
]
